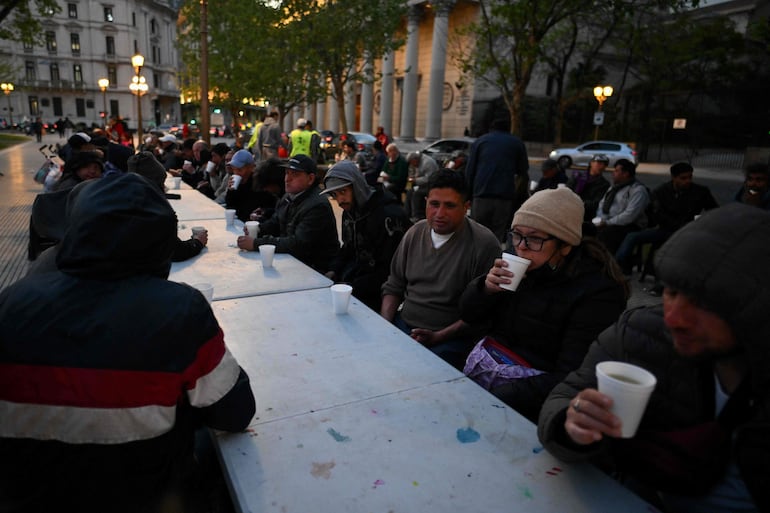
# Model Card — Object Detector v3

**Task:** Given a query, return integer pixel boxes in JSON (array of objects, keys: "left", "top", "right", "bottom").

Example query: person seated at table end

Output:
[
  {"left": 321, "top": 160, "right": 410, "bottom": 311},
  {"left": 0, "top": 173, "right": 256, "bottom": 512},
  {"left": 537, "top": 203, "right": 770, "bottom": 513},
  {"left": 459, "top": 187, "right": 628, "bottom": 422},
  {"left": 237, "top": 154, "right": 339, "bottom": 274}
]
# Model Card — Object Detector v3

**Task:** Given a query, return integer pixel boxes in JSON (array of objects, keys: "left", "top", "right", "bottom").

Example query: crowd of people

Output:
[{"left": 2, "top": 114, "right": 769, "bottom": 512}]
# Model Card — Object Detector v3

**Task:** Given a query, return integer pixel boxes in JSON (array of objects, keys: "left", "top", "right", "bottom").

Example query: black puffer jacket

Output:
[
  {"left": 460, "top": 243, "right": 627, "bottom": 421},
  {"left": 0, "top": 174, "right": 255, "bottom": 511},
  {"left": 538, "top": 204, "right": 770, "bottom": 510}
]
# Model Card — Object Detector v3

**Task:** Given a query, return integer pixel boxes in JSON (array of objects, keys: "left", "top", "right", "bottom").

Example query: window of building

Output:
[
  {"left": 107, "top": 64, "right": 117, "bottom": 86},
  {"left": 45, "top": 31, "right": 57, "bottom": 53},
  {"left": 23, "top": 40, "right": 33, "bottom": 52},
  {"left": 132, "top": 12, "right": 136, "bottom": 26},
  {"left": 86, "top": 99, "right": 94, "bottom": 109},
  {"left": 106, "top": 36, "right": 115, "bottom": 56},
  {"left": 68, "top": 3, "right": 78, "bottom": 18},
  {"left": 76, "top": 98, "right": 86, "bottom": 117},
  {"left": 70, "top": 33, "right": 80, "bottom": 55},
  {"left": 152, "top": 45, "right": 160, "bottom": 64},
  {"left": 28, "top": 96, "right": 39, "bottom": 116},
  {"left": 104, "top": 7, "right": 113, "bottom": 22},
  {"left": 150, "top": 18, "right": 157, "bottom": 34},
  {"left": 25, "top": 61, "right": 36, "bottom": 81},
  {"left": 53, "top": 97, "right": 63, "bottom": 116},
  {"left": 133, "top": 40, "right": 138, "bottom": 53},
  {"left": 50, "top": 63, "right": 60, "bottom": 83},
  {"left": 110, "top": 99, "right": 119, "bottom": 117},
  {"left": 41, "top": 98, "right": 50, "bottom": 108},
  {"left": 153, "top": 72, "right": 160, "bottom": 89},
  {"left": 73, "top": 64, "right": 83, "bottom": 84}
]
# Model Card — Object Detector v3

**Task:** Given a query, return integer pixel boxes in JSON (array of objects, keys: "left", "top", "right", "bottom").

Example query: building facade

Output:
[{"left": 0, "top": 0, "right": 180, "bottom": 132}]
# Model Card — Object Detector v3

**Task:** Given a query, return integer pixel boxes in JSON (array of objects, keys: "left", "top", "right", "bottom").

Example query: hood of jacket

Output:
[
  {"left": 56, "top": 173, "right": 178, "bottom": 280},
  {"left": 325, "top": 160, "right": 374, "bottom": 209}
]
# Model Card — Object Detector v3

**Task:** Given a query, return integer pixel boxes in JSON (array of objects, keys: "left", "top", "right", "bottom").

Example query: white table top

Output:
[
  {"left": 212, "top": 288, "right": 460, "bottom": 423},
  {"left": 169, "top": 222, "right": 332, "bottom": 301},
  {"left": 167, "top": 187, "right": 226, "bottom": 222},
  {"left": 215, "top": 377, "right": 655, "bottom": 513}
]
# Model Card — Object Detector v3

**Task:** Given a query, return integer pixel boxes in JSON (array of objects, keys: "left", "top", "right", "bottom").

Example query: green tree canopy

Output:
[{"left": 0, "top": 0, "right": 60, "bottom": 43}]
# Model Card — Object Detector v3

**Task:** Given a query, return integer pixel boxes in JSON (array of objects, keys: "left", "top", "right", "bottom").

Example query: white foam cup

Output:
[
  {"left": 206, "top": 161, "right": 216, "bottom": 174},
  {"left": 192, "top": 283, "right": 214, "bottom": 303},
  {"left": 592, "top": 216, "right": 603, "bottom": 226},
  {"left": 225, "top": 209, "right": 236, "bottom": 226},
  {"left": 260, "top": 244, "right": 275, "bottom": 267},
  {"left": 596, "top": 361, "right": 657, "bottom": 438},
  {"left": 331, "top": 284, "right": 353, "bottom": 314},
  {"left": 557, "top": 183, "right": 567, "bottom": 189},
  {"left": 230, "top": 174, "right": 242, "bottom": 190},
  {"left": 245, "top": 221, "right": 260, "bottom": 238},
  {"left": 191, "top": 226, "right": 207, "bottom": 237},
  {"left": 529, "top": 180, "right": 538, "bottom": 191},
  {"left": 173, "top": 176, "right": 182, "bottom": 189},
  {"left": 499, "top": 253, "right": 531, "bottom": 292},
  {"left": 183, "top": 159, "right": 192, "bottom": 169}
]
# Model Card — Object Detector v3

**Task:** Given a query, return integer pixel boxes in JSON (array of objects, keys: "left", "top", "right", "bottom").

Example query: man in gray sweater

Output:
[{"left": 381, "top": 169, "right": 501, "bottom": 369}]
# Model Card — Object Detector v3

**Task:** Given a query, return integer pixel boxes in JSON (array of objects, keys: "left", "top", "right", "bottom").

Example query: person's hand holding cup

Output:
[
  {"left": 183, "top": 160, "right": 194, "bottom": 173},
  {"left": 484, "top": 254, "right": 531, "bottom": 293},
  {"left": 191, "top": 226, "right": 208, "bottom": 246},
  {"left": 229, "top": 174, "right": 242, "bottom": 190}
]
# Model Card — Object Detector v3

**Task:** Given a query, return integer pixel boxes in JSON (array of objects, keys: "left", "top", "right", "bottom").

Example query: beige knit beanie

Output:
[{"left": 512, "top": 187, "right": 584, "bottom": 246}]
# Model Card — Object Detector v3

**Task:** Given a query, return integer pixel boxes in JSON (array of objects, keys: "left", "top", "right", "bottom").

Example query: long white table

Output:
[
  {"left": 167, "top": 187, "right": 226, "bottom": 221},
  {"left": 211, "top": 290, "right": 656, "bottom": 513},
  {"left": 169, "top": 221, "right": 332, "bottom": 301}
]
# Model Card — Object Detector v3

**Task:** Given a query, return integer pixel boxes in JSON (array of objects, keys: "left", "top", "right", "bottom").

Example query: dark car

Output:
[{"left": 420, "top": 137, "right": 476, "bottom": 166}]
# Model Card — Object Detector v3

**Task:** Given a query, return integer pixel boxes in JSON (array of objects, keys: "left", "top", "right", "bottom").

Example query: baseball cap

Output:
[
  {"left": 159, "top": 134, "right": 177, "bottom": 143},
  {"left": 68, "top": 132, "right": 91, "bottom": 149},
  {"left": 541, "top": 158, "right": 559, "bottom": 170},
  {"left": 229, "top": 149, "right": 254, "bottom": 168},
  {"left": 282, "top": 155, "right": 317, "bottom": 174},
  {"left": 321, "top": 177, "right": 352, "bottom": 195},
  {"left": 296, "top": 118, "right": 307, "bottom": 127},
  {"left": 591, "top": 154, "right": 610, "bottom": 163}
]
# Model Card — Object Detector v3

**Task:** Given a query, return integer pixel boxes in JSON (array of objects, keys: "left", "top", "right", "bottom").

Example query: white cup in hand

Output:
[
  {"left": 499, "top": 253, "right": 531, "bottom": 291},
  {"left": 230, "top": 175, "right": 242, "bottom": 190}
]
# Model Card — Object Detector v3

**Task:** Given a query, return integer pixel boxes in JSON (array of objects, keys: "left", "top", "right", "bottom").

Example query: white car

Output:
[{"left": 548, "top": 140, "right": 638, "bottom": 168}]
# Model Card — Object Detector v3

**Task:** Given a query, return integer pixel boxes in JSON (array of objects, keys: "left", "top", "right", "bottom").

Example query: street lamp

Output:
[
  {"left": 98, "top": 78, "right": 109, "bottom": 128},
  {"left": 1, "top": 82, "right": 14, "bottom": 127},
  {"left": 130, "top": 53, "right": 146, "bottom": 144},
  {"left": 593, "top": 85, "right": 613, "bottom": 140}
]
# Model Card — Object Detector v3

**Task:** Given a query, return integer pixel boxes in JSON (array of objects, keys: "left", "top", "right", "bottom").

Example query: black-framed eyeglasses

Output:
[{"left": 508, "top": 231, "right": 555, "bottom": 252}]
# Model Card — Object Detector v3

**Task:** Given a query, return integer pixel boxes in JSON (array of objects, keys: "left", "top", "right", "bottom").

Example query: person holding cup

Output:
[
  {"left": 538, "top": 203, "right": 770, "bottom": 513},
  {"left": 459, "top": 187, "right": 628, "bottom": 422}
]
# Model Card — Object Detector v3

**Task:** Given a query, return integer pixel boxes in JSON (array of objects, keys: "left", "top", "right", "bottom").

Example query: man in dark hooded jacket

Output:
[
  {"left": 321, "top": 160, "right": 410, "bottom": 311},
  {"left": 538, "top": 203, "right": 770, "bottom": 513},
  {"left": 0, "top": 173, "right": 255, "bottom": 512}
]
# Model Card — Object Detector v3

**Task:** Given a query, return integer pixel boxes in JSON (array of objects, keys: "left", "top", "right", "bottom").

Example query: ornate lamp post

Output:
[
  {"left": 130, "top": 53, "right": 147, "bottom": 144},
  {"left": 593, "top": 85, "right": 613, "bottom": 140},
  {"left": 98, "top": 78, "right": 109, "bottom": 128},
  {"left": 1, "top": 82, "right": 14, "bottom": 127}
]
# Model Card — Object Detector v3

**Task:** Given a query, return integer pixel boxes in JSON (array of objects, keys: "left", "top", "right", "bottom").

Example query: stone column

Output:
[
  {"left": 425, "top": 0, "right": 454, "bottom": 142},
  {"left": 380, "top": 50, "right": 395, "bottom": 137},
  {"left": 328, "top": 95, "right": 339, "bottom": 133},
  {"left": 398, "top": 5, "right": 422, "bottom": 142},
  {"left": 344, "top": 76, "right": 356, "bottom": 132},
  {"left": 360, "top": 53, "right": 374, "bottom": 134}
]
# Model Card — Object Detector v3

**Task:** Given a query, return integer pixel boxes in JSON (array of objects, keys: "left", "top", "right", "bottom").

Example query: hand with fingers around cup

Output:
[{"left": 564, "top": 389, "right": 623, "bottom": 444}]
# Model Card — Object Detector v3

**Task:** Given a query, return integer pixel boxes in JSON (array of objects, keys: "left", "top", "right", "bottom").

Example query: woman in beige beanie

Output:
[{"left": 459, "top": 187, "right": 628, "bottom": 422}]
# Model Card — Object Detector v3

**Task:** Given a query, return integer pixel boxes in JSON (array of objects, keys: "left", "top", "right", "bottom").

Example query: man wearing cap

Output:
[
  {"left": 594, "top": 158, "right": 650, "bottom": 254},
  {"left": 567, "top": 154, "right": 611, "bottom": 224},
  {"left": 224, "top": 149, "right": 266, "bottom": 223},
  {"left": 57, "top": 132, "right": 95, "bottom": 164},
  {"left": 381, "top": 169, "right": 501, "bottom": 369},
  {"left": 539, "top": 203, "right": 770, "bottom": 513},
  {"left": 405, "top": 151, "right": 439, "bottom": 222},
  {"left": 288, "top": 118, "right": 312, "bottom": 158},
  {"left": 158, "top": 134, "right": 182, "bottom": 171},
  {"left": 465, "top": 117, "right": 530, "bottom": 242},
  {"left": 237, "top": 155, "right": 339, "bottom": 273},
  {"left": 51, "top": 151, "right": 104, "bottom": 192},
  {"left": 322, "top": 160, "right": 409, "bottom": 311},
  {"left": 533, "top": 159, "right": 568, "bottom": 193}
]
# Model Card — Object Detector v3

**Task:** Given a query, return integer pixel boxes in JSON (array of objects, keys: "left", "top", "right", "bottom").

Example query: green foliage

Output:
[{"left": 0, "top": 0, "right": 61, "bottom": 44}]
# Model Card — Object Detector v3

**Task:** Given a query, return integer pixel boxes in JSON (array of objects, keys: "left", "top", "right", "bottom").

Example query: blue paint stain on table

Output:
[
  {"left": 327, "top": 428, "right": 351, "bottom": 442},
  {"left": 456, "top": 427, "right": 480, "bottom": 443}
]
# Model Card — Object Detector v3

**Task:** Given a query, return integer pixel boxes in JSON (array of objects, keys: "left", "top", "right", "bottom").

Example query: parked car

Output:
[
  {"left": 323, "top": 131, "right": 376, "bottom": 161},
  {"left": 420, "top": 137, "right": 476, "bottom": 166},
  {"left": 548, "top": 140, "right": 638, "bottom": 169}
]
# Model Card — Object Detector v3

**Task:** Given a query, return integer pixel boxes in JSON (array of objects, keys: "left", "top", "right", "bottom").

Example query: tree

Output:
[
  {"left": 0, "top": 0, "right": 60, "bottom": 43},
  {"left": 283, "top": 0, "right": 407, "bottom": 134}
]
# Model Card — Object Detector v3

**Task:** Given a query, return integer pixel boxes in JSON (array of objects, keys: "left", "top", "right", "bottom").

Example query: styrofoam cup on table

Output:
[
  {"left": 192, "top": 282, "right": 214, "bottom": 303},
  {"left": 596, "top": 361, "right": 657, "bottom": 438},
  {"left": 191, "top": 226, "right": 207, "bottom": 238},
  {"left": 225, "top": 209, "right": 236, "bottom": 226},
  {"left": 499, "top": 253, "right": 530, "bottom": 291},
  {"left": 245, "top": 221, "right": 260, "bottom": 238},
  {"left": 260, "top": 244, "right": 275, "bottom": 267},
  {"left": 172, "top": 176, "right": 182, "bottom": 189},
  {"left": 331, "top": 284, "right": 353, "bottom": 314}
]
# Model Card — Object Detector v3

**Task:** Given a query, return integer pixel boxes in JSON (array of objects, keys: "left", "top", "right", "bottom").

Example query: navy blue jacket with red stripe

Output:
[{"left": 0, "top": 174, "right": 255, "bottom": 511}]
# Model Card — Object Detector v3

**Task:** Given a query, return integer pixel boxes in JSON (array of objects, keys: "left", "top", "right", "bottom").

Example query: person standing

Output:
[
  {"left": 465, "top": 118, "right": 530, "bottom": 242},
  {"left": 375, "top": 126, "right": 390, "bottom": 148},
  {"left": 0, "top": 173, "right": 255, "bottom": 512},
  {"left": 258, "top": 111, "right": 282, "bottom": 160},
  {"left": 288, "top": 118, "right": 312, "bottom": 157}
]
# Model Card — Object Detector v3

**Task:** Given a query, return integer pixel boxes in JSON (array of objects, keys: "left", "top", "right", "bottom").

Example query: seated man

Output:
[
  {"left": 615, "top": 161, "right": 718, "bottom": 275},
  {"left": 322, "top": 160, "right": 410, "bottom": 311},
  {"left": 538, "top": 203, "right": 770, "bottom": 513},
  {"left": 533, "top": 158, "right": 568, "bottom": 193},
  {"left": 225, "top": 149, "right": 277, "bottom": 223},
  {"left": 594, "top": 158, "right": 650, "bottom": 254},
  {"left": 405, "top": 151, "right": 439, "bottom": 222},
  {"left": 733, "top": 161, "right": 770, "bottom": 210},
  {"left": 0, "top": 173, "right": 255, "bottom": 512},
  {"left": 237, "top": 154, "right": 339, "bottom": 273},
  {"left": 381, "top": 143, "right": 409, "bottom": 202},
  {"left": 381, "top": 169, "right": 501, "bottom": 369}
]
